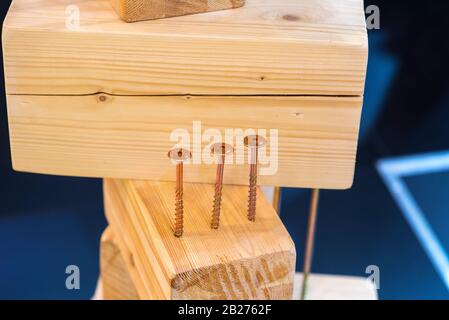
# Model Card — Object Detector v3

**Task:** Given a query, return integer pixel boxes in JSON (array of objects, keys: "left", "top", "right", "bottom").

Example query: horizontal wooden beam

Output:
[
  {"left": 104, "top": 179, "right": 296, "bottom": 299},
  {"left": 3, "top": 0, "right": 368, "bottom": 96},
  {"left": 7, "top": 94, "right": 362, "bottom": 189}
]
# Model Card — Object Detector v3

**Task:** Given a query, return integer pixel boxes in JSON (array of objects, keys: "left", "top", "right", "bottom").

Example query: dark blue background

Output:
[{"left": 1, "top": 1, "right": 449, "bottom": 299}]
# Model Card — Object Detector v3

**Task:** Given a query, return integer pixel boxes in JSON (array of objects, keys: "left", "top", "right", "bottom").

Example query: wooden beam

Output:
[
  {"left": 99, "top": 227, "right": 378, "bottom": 300},
  {"left": 3, "top": 0, "right": 368, "bottom": 96},
  {"left": 104, "top": 179, "right": 296, "bottom": 299},
  {"left": 100, "top": 227, "right": 140, "bottom": 300},
  {"left": 7, "top": 94, "right": 362, "bottom": 189},
  {"left": 109, "top": 0, "right": 245, "bottom": 22}
]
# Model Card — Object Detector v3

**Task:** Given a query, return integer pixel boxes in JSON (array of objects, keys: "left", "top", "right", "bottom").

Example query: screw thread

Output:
[
  {"left": 248, "top": 165, "right": 258, "bottom": 221},
  {"left": 211, "top": 180, "right": 223, "bottom": 229},
  {"left": 174, "top": 187, "right": 184, "bottom": 237}
]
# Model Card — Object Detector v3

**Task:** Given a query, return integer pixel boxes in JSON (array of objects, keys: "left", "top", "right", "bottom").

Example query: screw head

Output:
[
  {"left": 210, "top": 143, "right": 233, "bottom": 156},
  {"left": 244, "top": 135, "right": 266, "bottom": 148},
  {"left": 168, "top": 148, "right": 191, "bottom": 163}
]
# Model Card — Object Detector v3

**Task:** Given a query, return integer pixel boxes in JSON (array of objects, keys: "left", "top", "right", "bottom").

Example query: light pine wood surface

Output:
[
  {"left": 109, "top": 0, "right": 245, "bottom": 22},
  {"left": 98, "top": 228, "right": 377, "bottom": 300},
  {"left": 104, "top": 179, "right": 296, "bottom": 300},
  {"left": 3, "top": 0, "right": 368, "bottom": 96},
  {"left": 100, "top": 227, "right": 140, "bottom": 300},
  {"left": 7, "top": 94, "right": 362, "bottom": 189},
  {"left": 95, "top": 273, "right": 378, "bottom": 300}
]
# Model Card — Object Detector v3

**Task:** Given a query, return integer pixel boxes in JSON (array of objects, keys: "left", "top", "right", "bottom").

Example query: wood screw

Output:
[
  {"left": 168, "top": 148, "right": 191, "bottom": 237},
  {"left": 210, "top": 143, "right": 233, "bottom": 229},
  {"left": 244, "top": 135, "right": 266, "bottom": 222}
]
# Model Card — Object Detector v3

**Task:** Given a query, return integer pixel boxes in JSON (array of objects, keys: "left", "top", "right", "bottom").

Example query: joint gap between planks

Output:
[{"left": 8, "top": 92, "right": 363, "bottom": 99}]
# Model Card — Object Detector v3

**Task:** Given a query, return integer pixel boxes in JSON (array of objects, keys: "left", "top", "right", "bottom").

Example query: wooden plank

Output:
[
  {"left": 100, "top": 227, "right": 140, "bottom": 300},
  {"left": 109, "top": 0, "right": 245, "bottom": 22},
  {"left": 104, "top": 179, "right": 296, "bottom": 300},
  {"left": 3, "top": 0, "right": 368, "bottom": 96},
  {"left": 7, "top": 94, "right": 362, "bottom": 189}
]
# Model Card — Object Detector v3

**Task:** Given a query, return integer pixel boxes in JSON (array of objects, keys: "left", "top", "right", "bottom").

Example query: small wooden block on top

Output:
[
  {"left": 109, "top": 0, "right": 245, "bottom": 22},
  {"left": 104, "top": 179, "right": 296, "bottom": 300}
]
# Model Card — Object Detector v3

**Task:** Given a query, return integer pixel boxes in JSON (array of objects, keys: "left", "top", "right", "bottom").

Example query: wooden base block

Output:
[
  {"left": 109, "top": 0, "right": 245, "bottom": 22},
  {"left": 104, "top": 179, "right": 296, "bottom": 300},
  {"left": 101, "top": 227, "right": 140, "bottom": 300},
  {"left": 98, "top": 230, "right": 378, "bottom": 300}
]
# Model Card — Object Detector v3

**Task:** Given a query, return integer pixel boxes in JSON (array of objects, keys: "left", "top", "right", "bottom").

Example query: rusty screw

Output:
[
  {"left": 168, "top": 148, "right": 191, "bottom": 237},
  {"left": 210, "top": 143, "right": 233, "bottom": 229},
  {"left": 244, "top": 135, "right": 266, "bottom": 222}
]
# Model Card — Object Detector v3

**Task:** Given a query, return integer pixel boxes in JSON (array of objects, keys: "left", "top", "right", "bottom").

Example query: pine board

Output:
[
  {"left": 3, "top": 0, "right": 368, "bottom": 96},
  {"left": 7, "top": 94, "right": 362, "bottom": 189}
]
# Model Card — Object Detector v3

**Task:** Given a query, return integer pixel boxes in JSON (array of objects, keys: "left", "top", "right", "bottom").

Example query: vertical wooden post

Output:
[
  {"left": 104, "top": 179, "right": 296, "bottom": 300},
  {"left": 101, "top": 227, "right": 139, "bottom": 300}
]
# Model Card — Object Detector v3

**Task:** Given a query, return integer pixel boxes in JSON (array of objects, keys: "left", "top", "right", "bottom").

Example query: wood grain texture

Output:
[
  {"left": 100, "top": 227, "right": 140, "bottom": 300},
  {"left": 7, "top": 94, "right": 362, "bottom": 189},
  {"left": 104, "top": 179, "right": 296, "bottom": 300},
  {"left": 109, "top": 0, "right": 245, "bottom": 22},
  {"left": 3, "top": 0, "right": 368, "bottom": 96},
  {"left": 99, "top": 228, "right": 377, "bottom": 300},
  {"left": 96, "top": 271, "right": 378, "bottom": 300}
]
